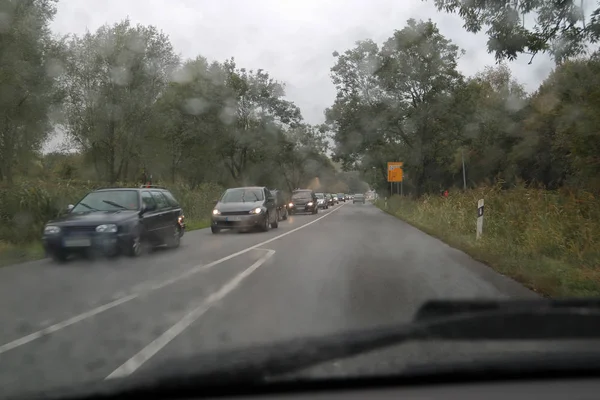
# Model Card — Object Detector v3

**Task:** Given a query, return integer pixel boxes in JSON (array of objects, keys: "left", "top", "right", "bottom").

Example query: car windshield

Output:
[
  {"left": 292, "top": 191, "right": 312, "bottom": 200},
  {"left": 71, "top": 190, "right": 139, "bottom": 212},
  {"left": 2, "top": 1, "right": 593, "bottom": 398},
  {"left": 221, "top": 188, "right": 264, "bottom": 202}
]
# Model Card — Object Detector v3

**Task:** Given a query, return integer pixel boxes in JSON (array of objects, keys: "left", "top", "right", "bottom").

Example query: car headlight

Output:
[
  {"left": 178, "top": 215, "right": 184, "bottom": 223},
  {"left": 288, "top": 203, "right": 294, "bottom": 207},
  {"left": 96, "top": 224, "right": 117, "bottom": 233},
  {"left": 249, "top": 207, "right": 263, "bottom": 214},
  {"left": 44, "top": 225, "right": 61, "bottom": 234},
  {"left": 307, "top": 202, "right": 313, "bottom": 206},
  {"left": 212, "top": 209, "right": 220, "bottom": 215}
]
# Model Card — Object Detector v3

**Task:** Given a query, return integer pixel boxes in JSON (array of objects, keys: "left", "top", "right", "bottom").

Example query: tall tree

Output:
[
  {"left": 0, "top": 0, "right": 60, "bottom": 183},
  {"left": 61, "top": 19, "right": 179, "bottom": 183},
  {"left": 219, "top": 58, "right": 302, "bottom": 183}
]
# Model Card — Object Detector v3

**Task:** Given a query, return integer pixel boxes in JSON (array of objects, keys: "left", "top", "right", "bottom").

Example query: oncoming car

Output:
[
  {"left": 353, "top": 193, "right": 366, "bottom": 204},
  {"left": 315, "top": 192, "right": 328, "bottom": 209},
  {"left": 42, "top": 186, "right": 185, "bottom": 262},
  {"left": 211, "top": 187, "right": 278, "bottom": 233},
  {"left": 288, "top": 189, "right": 318, "bottom": 214}
]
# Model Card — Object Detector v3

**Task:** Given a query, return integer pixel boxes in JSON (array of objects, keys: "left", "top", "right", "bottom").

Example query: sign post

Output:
[
  {"left": 476, "top": 199, "right": 484, "bottom": 239},
  {"left": 387, "top": 162, "right": 403, "bottom": 196}
]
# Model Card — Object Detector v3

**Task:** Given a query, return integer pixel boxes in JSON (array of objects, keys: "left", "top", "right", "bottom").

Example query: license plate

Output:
[
  {"left": 64, "top": 237, "right": 91, "bottom": 247},
  {"left": 226, "top": 216, "right": 242, "bottom": 222}
]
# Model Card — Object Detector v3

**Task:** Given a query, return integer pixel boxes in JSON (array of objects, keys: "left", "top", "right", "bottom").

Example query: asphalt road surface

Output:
[{"left": 0, "top": 201, "right": 539, "bottom": 397}]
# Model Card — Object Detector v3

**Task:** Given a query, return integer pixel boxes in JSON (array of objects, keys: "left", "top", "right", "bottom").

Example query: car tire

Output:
[
  {"left": 211, "top": 226, "right": 220, "bottom": 234},
  {"left": 261, "top": 214, "right": 270, "bottom": 232},
  {"left": 127, "top": 230, "right": 142, "bottom": 257},
  {"left": 166, "top": 224, "right": 181, "bottom": 249}
]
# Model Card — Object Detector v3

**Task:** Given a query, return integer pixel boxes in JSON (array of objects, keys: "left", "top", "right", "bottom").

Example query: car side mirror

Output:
[
  {"left": 141, "top": 203, "right": 156, "bottom": 214},
  {"left": 67, "top": 204, "right": 74, "bottom": 212}
]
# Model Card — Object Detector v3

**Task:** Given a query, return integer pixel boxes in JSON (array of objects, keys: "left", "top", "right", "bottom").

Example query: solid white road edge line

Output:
[
  {"left": 105, "top": 249, "right": 276, "bottom": 379},
  {"left": 0, "top": 204, "right": 346, "bottom": 355}
]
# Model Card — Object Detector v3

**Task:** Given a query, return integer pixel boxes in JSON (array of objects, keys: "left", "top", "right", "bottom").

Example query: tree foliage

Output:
[
  {"left": 327, "top": 17, "right": 600, "bottom": 195},
  {"left": 428, "top": 0, "right": 598, "bottom": 63},
  {"left": 0, "top": 13, "right": 340, "bottom": 193},
  {"left": 0, "top": 0, "right": 60, "bottom": 183}
]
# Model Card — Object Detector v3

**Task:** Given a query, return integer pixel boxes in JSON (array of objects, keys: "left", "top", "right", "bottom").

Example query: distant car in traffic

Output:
[
  {"left": 211, "top": 186, "right": 278, "bottom": 233},
  {"left": 289, "top": 189, "right": 318, "bottom": 214},
  {"left": 270, "top": 189, "right": 288, "bottom": 221},
  {"left": 332, "top": 194, "right": 339, "bottom": 204},
  {"left": 315, "top": 192, "right": 328, "bottom": 209},
  {"left": 326, "top": 193, "right": 335, "bottom": 207},
  {"left": 42, "top": 185, "right": 185, "bottom": 262},
  {"left": 337, "top": 193, "right": 346, "bottom": 202},
  {"left": 353, "top": 193, "right": 366, "bottom": 204}
]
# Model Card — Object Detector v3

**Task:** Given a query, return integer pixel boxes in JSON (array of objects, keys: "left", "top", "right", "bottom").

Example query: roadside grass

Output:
[
  {"left": 375, "top": 185, "right": 600, "bottom": 298},
  {"left": 0, "top": 179, "right": 222, "bottom": 267},
  {"left": 0, "top": 241, "right": 45, "bottom": 267}
]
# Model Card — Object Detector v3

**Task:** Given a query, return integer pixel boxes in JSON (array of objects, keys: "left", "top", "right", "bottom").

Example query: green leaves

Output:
[
  {"left": 427, "top": 0, "right": 595, "bottom": 64},
  {"left": 0, "top": 0, "right": 59, "bottom": 183},
  {"left": 327, "top": 19, "right": 464, "bottom": 195}
]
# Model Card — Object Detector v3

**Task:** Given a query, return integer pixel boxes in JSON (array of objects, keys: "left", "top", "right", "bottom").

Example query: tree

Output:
[
  {"left": 427, "top": 0, "right": 598, "bottom": 64},
  {"left": 0, "top": 0, "right": 60, "bottom": 183},
  {"left": 61, "top": 19, "right": 179, "bottom": 183},
  {"left": 218, "top": 58, "right": 302, "bottom": 184},
  {"left": 150, "top": 57, "right": 232, "bottom": 185}
]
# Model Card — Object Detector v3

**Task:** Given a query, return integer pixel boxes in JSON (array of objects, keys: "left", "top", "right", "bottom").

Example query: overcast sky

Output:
[{"left": 50, "top": 0, "right": 555, "bottom": 125}]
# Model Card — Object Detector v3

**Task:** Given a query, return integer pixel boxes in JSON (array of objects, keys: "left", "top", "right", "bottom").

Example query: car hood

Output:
[
  {"left": 49, "top": 210, "right": 139, "bottom": 226},
  {"left": 216, "top": 201, "right": 264, "bottom": 212}
]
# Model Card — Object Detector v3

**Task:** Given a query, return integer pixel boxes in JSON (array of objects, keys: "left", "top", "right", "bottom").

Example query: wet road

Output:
[{"left": 0, "top": 201, "right": 536, "bottom": 396}]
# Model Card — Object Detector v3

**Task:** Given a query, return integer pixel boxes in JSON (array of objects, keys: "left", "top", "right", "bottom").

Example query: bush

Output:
[
  {"left": 0, "top": 179, "right": 224, "bottom": 244},
  {"left": 378, "top": 185, "right": 600, "bottom": 297}
]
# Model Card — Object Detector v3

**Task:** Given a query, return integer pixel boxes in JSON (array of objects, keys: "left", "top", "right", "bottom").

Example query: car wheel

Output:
[
  {"left": 211, "top": 226, "right": 220, "bottom": 234},
  {"left": 261, "top": 213, "right": 270, "bottom": 232},
  {"left": 166, "top": 224, "right": 181, "bottom": 249},
  {"left": 127, "top": 231, "right": 142, "bottom": 257}
]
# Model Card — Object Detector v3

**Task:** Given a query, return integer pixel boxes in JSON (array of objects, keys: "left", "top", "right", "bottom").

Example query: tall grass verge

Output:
[{"left": 376, "top": 184, "right": 600, "bottom": 297}]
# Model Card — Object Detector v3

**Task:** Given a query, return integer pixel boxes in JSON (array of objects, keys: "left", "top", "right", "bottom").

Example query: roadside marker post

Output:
[{"left": 476, "top": 199, "right": 484, "bottom": 240}]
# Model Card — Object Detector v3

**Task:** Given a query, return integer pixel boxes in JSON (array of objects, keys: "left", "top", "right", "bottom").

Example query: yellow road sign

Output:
[{"left": 387, "top": 162, "right": 403, "bottom": 182}]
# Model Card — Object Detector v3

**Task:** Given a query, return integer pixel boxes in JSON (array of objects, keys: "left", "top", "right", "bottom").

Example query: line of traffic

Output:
[{"left": 0, "top": 204, "right": 346, "bottom": 355}]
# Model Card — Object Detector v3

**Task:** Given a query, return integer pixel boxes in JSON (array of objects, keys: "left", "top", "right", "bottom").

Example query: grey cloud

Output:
[{"left": 50, "top": 0, "right": 554, "bottom": 125}]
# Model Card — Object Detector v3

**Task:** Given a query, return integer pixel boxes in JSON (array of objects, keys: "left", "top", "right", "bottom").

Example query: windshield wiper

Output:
[
  {"left": 77, "top": 202, "right": 97, "bottom": 211},
  {"left": 102, "top": 200, "right": 127, "bottom": 209},
  {"left": 32, "top": 299, "right": 600, "bottom": 400},
  {"left": 133, "top": 299, "right": 600, "bottom": 382}
]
